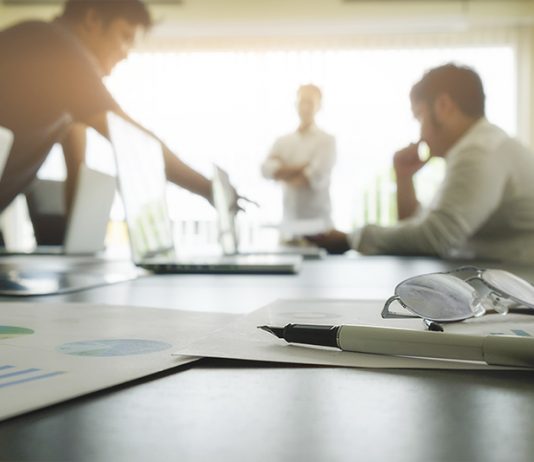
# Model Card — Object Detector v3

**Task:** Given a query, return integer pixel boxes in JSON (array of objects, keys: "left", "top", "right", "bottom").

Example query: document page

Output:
[
  {"left": 174, "top": 299, "right": 534, "bottom": 370},
  {"left": 0, "top": 303, "right": 235, "bottom": 421}
]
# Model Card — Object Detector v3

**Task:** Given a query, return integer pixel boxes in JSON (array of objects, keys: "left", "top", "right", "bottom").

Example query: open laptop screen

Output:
[
  {"left": 107, "top": 113, "right": 174, "bottom": 262},
  {"left": 212, "top": 165, "right": 239, "bottom": 255},
  {"left": 0, "top": 126, "right": 13, "bottom": 182}
]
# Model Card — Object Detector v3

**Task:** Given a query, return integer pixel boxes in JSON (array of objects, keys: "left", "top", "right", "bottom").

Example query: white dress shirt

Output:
[
  {"left": 351, "top": 118, "right": 534, "bottom": 263},
  {"left": 262, "top": 125, "right": 337, "bottom": 229}
]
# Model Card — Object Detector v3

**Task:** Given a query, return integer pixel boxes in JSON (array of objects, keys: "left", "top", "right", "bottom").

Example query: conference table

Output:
[{"left": 0, "top": 253, "right": 533, "bottom": 462}]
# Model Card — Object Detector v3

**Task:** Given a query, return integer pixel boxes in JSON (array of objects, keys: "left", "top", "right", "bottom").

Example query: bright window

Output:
[{"left": 39, "top": 44, "right": 517, "bottom": 234}]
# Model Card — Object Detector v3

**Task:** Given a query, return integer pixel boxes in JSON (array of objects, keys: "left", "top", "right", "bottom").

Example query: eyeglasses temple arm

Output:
[{"left": 381, "top": 295, "right": 420, "bottom": 319}]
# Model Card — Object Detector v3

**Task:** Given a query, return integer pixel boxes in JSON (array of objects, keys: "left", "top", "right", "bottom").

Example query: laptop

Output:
[
  {"left": 0, "top": 126, "right": 13, "bottom": 181},
  {"left": 107, "top": 113, "right": 301, "bottom": 275},
  {"left": 0, "top": 166, "right": 115, "bottom": 256},
  {"left": 212, "top": 165, "right": 327, "bottom": 260}
]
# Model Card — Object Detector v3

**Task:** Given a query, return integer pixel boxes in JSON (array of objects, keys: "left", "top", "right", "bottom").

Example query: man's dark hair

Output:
[
  {"left": 410, "top": 64, "right": 485, "bottom": 118},
  {"left": 62, "top": 0, "right": 152, "bottom": 29}
]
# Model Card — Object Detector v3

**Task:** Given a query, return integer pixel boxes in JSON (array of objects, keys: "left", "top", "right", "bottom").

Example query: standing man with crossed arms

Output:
[{"left": 261, "top": 84, "right": 337, "bottom": 241}]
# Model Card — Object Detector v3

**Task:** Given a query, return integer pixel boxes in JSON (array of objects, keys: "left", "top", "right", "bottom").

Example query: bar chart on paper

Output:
[{"left": 0, "top": 365, "right": 65, "bottom": 389}]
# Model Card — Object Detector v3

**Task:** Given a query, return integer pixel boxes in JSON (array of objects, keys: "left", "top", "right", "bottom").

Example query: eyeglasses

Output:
[{"left": 382, "top": 266, "right": 534, "bottom": 327}]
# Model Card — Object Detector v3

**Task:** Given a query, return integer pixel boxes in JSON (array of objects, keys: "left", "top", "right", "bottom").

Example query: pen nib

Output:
[{"left": 257, "top": 325, "right": 284, "bottom": 338}]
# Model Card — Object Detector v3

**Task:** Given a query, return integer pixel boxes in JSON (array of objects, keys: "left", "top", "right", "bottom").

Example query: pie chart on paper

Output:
[
  {"left": 57, "top": 339, "right": 172, "bottom": 357},
  {"left": 0, "top": 326, "right": 34, "bottom": 340}
]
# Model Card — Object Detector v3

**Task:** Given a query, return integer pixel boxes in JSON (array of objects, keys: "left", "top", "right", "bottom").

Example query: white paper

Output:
[
  {"left": 0, "top": 303, "right": 236, "bottom": 421},
  {"left": 279, "top": 218, "right": 330, "bottom": 237},
  {"left": 174, "top": 299, "right": 534, "bottom": 370}
]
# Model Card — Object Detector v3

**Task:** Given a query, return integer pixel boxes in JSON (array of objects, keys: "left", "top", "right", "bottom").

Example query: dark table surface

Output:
[{"left": 1, "top": 254, "right": 533, "bottom": 462}]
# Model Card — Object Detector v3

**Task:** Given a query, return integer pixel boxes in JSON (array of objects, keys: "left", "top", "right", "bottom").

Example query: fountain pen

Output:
[{"left": 258, "top": 323, "right": 534, "bottom": 368}]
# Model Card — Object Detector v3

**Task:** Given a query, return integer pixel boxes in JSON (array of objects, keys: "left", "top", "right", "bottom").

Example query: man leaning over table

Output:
[
  {"left": 0, "top": 0, "right": 226, "bottom": 225},
  {"left": 308, "top": 63, "right": 534, "bottom": 263}
]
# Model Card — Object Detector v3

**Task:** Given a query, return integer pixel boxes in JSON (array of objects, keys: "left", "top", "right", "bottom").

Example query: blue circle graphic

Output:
[{"left": 58, "top": 339, "right": 172, "bottom": 357}]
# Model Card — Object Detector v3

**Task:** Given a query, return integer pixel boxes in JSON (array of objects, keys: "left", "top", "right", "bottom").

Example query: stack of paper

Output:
[{"left": 174, "top": 299, "right": 534, "bottom": 370}]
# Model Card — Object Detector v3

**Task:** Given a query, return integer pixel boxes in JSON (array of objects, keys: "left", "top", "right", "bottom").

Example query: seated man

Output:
[
  {"left": 309, "top": 64, "right": 534, "bottom": 263},
  {"left": 261, "top": 84, "right": 337, "bottom": 238},
  {"left": 0, "top": 0, "right": 218, "bottom": 231}
]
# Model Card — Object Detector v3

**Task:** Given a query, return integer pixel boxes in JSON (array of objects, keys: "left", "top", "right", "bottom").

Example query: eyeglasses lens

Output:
[
  {"left": 482, "top": 270, "right": 534, "bottom": 307},
  {"left": 396, "top": 274, "right": 479, "bottom": 322}
]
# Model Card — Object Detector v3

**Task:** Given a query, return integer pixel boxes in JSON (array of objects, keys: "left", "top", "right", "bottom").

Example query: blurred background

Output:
[{"left": 0, "top": 0, "right": 532, "bottom": 249}]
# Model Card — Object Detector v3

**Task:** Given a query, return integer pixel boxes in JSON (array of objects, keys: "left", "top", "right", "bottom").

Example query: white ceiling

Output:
[{"left": 0, "top": 0, "right": 532, "bottom": 32}]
